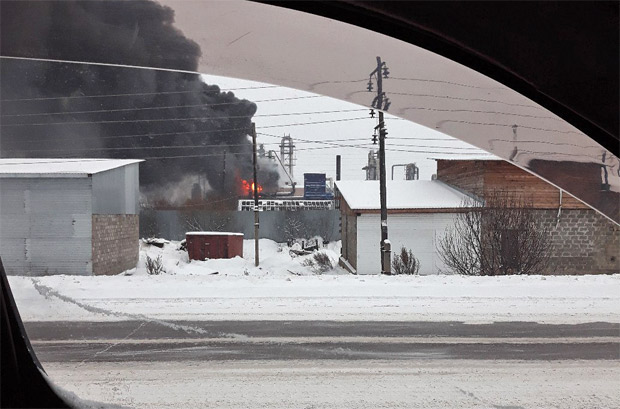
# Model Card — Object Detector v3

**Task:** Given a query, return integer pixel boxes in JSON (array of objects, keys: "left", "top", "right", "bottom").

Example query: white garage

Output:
[{"left": 335, "top": 180, "right": 478, "bottom": 275}]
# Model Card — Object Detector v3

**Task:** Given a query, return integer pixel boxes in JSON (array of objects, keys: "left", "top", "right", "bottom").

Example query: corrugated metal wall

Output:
[
  {"left": 92, "top": 163, "right": 139, "bottom": 214},
  {"left": 356, "top": 213, "right": 458, "bottom": 275},
  {"left": 0, "top": 178, "right": 93, "bottom": 275}
]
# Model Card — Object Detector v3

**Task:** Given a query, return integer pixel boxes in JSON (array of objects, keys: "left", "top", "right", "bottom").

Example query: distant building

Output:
[
  {"left": 0, "top": 158, "right": 142, "bottom": 276},
  {"left": 433, "top": 157, "right": 619, "bottom": 275},
  {"left": 335, "top": 180, "right": 478, "bottom": 275}
]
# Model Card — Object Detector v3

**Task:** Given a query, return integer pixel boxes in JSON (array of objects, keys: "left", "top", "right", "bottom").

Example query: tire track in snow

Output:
[{"left": 30, "top": 278, "right": 246, "bottom": 339}]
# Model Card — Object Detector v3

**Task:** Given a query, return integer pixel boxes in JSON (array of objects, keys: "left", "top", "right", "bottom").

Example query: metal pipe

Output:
[{"left": 391, "top": 164, "right": 408, "bottom": 180}]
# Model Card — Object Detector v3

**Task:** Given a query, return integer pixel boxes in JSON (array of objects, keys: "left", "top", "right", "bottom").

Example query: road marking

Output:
[{"left": 30, "top": 336, "right": 620, "bottom": 345}]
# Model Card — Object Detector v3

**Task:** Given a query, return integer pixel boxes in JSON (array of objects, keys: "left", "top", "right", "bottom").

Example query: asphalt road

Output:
[
  {"left": 27, "top": 320, "right": 620, "bottom": 408},
  {"left": 25, "top": 320, "right": 620, "bottom": 362}
]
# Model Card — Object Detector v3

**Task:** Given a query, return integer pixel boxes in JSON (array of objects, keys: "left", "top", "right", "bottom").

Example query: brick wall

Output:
[
  {"left": 537, "top": 209, "right": 620, "bottom": 275},
  {"left": 436, "top": 159, "right": 619, "bottom": 275},
  {"left": 92, "top": 214, "right": 139, "bottom": 275}
]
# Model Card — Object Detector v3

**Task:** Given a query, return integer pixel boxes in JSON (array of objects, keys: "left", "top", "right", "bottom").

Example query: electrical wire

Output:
[
  {"left": 256, "top": 131, "right": 479, "bottom": 152},
  {"left": 0, "top": 95, "right": 323, "bottom": 117},
  {"left": 1, "top": 110, "right": 368, "bottom": 127},
  {"left": 5, "top": 141, "right": 481, "bottom": 154},
  {"left": 0, "top": 85, "right": 282, "bottom": 102}
]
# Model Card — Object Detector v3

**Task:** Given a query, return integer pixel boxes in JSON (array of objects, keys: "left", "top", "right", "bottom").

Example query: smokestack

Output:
[
  {"left": 336, "top": 155, "right": 341, "bottom": 181},
  {"left": 0, "top": 0, "right": 279, "bottom": 206}
]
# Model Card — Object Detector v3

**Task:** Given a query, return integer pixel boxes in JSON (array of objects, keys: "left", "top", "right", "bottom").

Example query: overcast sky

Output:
[{"left": 202, "top": 74, "right": 487, "bottom": 185}]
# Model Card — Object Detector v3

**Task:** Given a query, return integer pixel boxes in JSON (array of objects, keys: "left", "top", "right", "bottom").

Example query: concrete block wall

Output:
[
  {"left": 538, "top": 210, "right": 620, "bottom": 275},
  {"left": 92, "top": 214, "right": 139, "bottom": 275}
]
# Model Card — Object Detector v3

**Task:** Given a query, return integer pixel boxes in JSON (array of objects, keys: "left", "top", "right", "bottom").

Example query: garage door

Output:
[{"left": 356, "top": 213, "right": 457, "bottom": 275}]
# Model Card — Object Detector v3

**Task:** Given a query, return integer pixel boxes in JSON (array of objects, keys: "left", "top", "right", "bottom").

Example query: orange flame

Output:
[{"left": 241, "top": 179, "right": 263, "bottom": 197}]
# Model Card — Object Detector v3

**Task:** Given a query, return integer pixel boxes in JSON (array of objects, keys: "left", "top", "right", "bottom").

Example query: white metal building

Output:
[
  {"left": 335, "top": 180, "right": 478, "bottom": 275},
  {"left": 0, "top": 158, "right": 142, "bottom": 276}
]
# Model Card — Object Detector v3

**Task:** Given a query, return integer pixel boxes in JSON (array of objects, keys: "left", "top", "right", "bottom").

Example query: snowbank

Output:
[
  {"left": 135, "top": 238, "right": 346, "bottom": 277},
  {"left": 7, "top": 239, "right": 620, "bottom": 324}
]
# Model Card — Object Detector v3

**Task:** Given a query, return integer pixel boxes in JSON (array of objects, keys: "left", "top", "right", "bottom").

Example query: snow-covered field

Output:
[{"left": 8, "top": 239, "right": 620, "bottom": 324}]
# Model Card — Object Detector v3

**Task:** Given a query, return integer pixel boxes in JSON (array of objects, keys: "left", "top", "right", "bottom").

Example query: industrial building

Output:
[
  {"left": 434, "top": 157, "right": 620, "bottom": 275},
  {"left": 335, "top": 180, "right": 476, "bottom": 275},
  {"left": 0, "top": 158, "right": 142, "bottom": 276}
]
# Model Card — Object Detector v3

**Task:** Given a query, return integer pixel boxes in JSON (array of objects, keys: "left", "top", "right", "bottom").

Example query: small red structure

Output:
[{"left": 186, "top": 232, "right": 244, "bottom": 261}]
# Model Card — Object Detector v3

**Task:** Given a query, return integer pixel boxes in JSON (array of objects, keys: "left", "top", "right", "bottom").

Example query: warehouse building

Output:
[
  {"left": 335, "top": 180, "right": 477, "bottom": 275},
  {"left": 434, "top": 157, "right": 620, "bottom": 275},
  {"left": 0, "top": 158, "right": 142, "bottom": 276}
]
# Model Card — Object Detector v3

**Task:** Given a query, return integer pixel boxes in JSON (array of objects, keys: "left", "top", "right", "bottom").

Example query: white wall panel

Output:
[
  {"left": 356, "top": 213, "right": 458, "bottom": 275},
  {"left": 0, "top": 178, "right": 92, "bottom": 275},
  {"left": 92, "top": 163, "right": 140, "bottom": 214}
]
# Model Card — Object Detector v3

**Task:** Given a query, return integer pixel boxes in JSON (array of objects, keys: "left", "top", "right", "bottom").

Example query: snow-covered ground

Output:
[
  {"left": 8, "top": 239, "right": 620, "bottom": 324},
  {"left": 43, "top": 360, "right": 620, "bottom": 409}
]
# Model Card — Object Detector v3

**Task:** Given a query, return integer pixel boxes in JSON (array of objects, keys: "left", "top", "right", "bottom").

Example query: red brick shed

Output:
[{"left": 186, "top": 232, "right": 244, "bottom": 261}]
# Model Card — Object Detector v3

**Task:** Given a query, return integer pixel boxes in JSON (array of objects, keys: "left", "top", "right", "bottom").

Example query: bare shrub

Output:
[
  {"left": 313, "top": 252, "right": 334, "bottom": 272},
  {"left": 302, "top": 252, "right": 334, "bottom": 274},
  {"left": 145, "top": 254, "right": 166, "bottom": 275},
  {"left": 283, "top": 213, "right": 304, "bottom": 241},
  {"left": 439, "top": 191, "right": 551, "bottom": 276},
  {"left": 185, "top": 213, "right": 232, "bottom": 232},
  {"left": 392, "top": 246, "right": 420, "bottom": 275}
]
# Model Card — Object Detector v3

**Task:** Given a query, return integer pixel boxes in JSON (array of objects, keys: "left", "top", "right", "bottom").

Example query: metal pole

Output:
[
  {"left": 251, "top": 123, "right": 259, "bottom": 266},
  {"left": 336, "top": 155, "right": 341, "bottom": 181}
]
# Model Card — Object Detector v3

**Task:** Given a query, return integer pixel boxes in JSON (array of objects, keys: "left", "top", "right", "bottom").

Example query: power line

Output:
[
  {"left": 0, "top": 147, "right": 492, "bottom": 162},
  {"left": 5, "top": 127, "right": 254, "bottom": 145},
  {"left": 4, "top": 141, "right": 482, "bottom": 154},
  {"left": 0, "top": 95, "right": 323, "bottom": 117},
  {"left": 0, "top": 85, "right": 282, "bottom": 102},
  {"left": 3, "top": 115, "right": 378, "bottom": 146},
  {"left": 2, "top": 128, "right": 487, "bottom": 157},
  {"left": 259, "top": 117, "right": 371, "bottom": 129},
  {"left": 1, "top": 109, "right": 368, "bottom": 127},
  {"left": 11, "top": 127, "right": 459, "bottom": 146}
]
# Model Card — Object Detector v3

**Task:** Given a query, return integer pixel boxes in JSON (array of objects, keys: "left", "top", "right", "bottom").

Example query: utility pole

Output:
[
  {"left": 251, "top": 122, "right": 260, "bottom": 266},
  {"left": 368, "top": 56, "right": 391, "bottom": 275}
]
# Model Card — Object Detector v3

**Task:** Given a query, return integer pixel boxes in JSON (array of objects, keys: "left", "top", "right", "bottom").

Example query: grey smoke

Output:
[{"left": 0, "top": 0, "right": 279, "bottom": 202}]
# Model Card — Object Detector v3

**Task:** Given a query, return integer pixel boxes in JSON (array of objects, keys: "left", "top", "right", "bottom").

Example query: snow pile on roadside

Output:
[
  {"left": 8, "top": 273, "right": 620, "bottom": 324},
  {"left": 134, "top": 238, "right": 347, "bottom": 277},
  {"left": 6, "top": 238, "right": 620, "bottom": 324}
]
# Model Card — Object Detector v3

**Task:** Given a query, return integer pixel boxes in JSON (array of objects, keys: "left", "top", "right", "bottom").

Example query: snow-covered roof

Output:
[
  {"left": 335, "top": 180, "right": 478, "bottom": 211},
  {"left": 0, "top": 158, "right": 143, "bottom": 178},
  {"left": 428, "top": 153, "right": 502, "bottom": 161}
]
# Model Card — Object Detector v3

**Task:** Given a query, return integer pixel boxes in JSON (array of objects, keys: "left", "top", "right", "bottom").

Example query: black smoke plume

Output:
[{"left": 0, "top": 1, "right": 279, "bottom": 206}]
